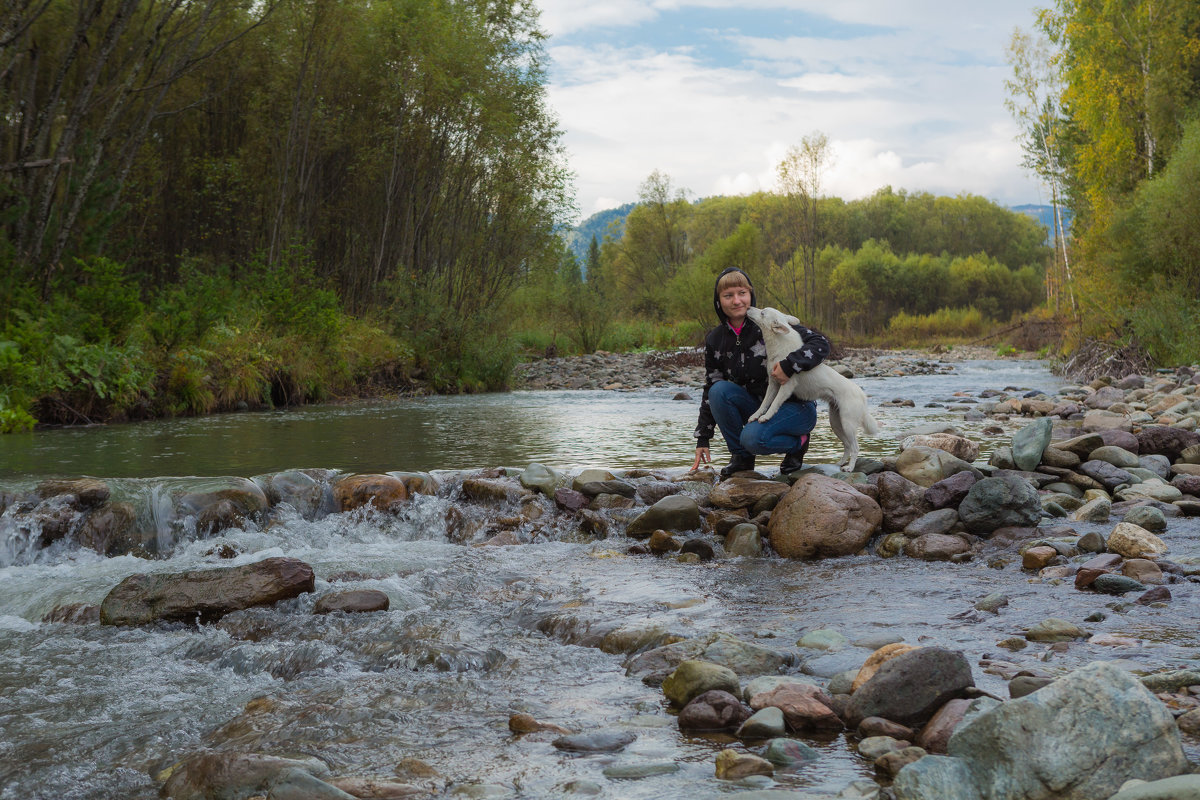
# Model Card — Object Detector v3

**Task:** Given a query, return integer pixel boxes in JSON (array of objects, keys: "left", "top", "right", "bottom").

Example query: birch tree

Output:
[{"left": 1005, "top": 26, "right": 1076, "bottom": 316}]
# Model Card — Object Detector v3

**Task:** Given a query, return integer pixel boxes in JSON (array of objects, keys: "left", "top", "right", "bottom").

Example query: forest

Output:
[{"left": 1, "top": 0, "right": 1198, "bottom": 433}]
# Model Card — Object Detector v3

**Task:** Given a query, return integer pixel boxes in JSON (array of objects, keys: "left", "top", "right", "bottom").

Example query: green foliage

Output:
[
  {"left": 389, "top": 276, "right": 518, "bottom": 393},
  {"left": 600, "top": 171, "right": 693, "bottom": 319},
  {"left": 141, "top": 261, "right": 236, "bottom": 352},
  {"left": 826, "top": 241, "right": 1043, "bottom": 336},
  {"left": 0, "top": 341, "right": 36, "bottom": 433},
  {"left": 667, "top": 223, "right": 765, "bottom": 325},
  {"left": 247, "top": 245, "right": 343, "bottom": 345},
  {"left": 1121, "top": 275, "right": 1200, "bottom": 365},
  {"left": 884, "top": 308, "right": 988, "bottom": 347},
  {"left": 1112, "top": 116, "right": 1200, "bottom": 297},
  {"left": 52, "top": 258, "right": 145, "bottom": 344}
]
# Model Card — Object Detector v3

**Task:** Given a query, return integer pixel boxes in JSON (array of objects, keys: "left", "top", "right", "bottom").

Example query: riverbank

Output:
[{"left": 512, "top": 345, "right": 1031, "bottom": 392}]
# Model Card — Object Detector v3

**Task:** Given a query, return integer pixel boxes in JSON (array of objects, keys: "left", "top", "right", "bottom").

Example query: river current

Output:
[{"left": 2, "top": 359, "right": 1198, "bottom": 799}]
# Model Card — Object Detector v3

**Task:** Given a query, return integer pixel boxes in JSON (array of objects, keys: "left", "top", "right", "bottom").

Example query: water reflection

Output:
[{"left": 0, "top": 359, "right": 1062, "bottom": 481}]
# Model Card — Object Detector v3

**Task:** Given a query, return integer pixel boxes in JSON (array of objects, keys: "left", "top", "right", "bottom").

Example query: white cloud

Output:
[{"left": 540, "top": 1, "right": 1047, "bottom": 219}]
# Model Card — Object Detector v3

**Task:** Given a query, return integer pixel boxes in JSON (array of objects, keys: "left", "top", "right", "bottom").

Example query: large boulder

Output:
[
  {"left": 901, "top": 434, "right": 980, "bottom": 463},
  {"left": 896, "top": 446, "right": 981, "bottom": 488},
  {"left": 177, "top": 478, "right": 271, "bottom": 535},
  {"left": 876, "top": 471, "right": 933, "bottom": 533},
  {"left": 768, "top": 474, "right": 881, "bottom": 558},
  {"left": 893, "top": 661, "right": 1187, "bottom": 800},
  {"left": 1011, "top": 417, "right": 1054, "bottom": 472},
  {"left": 924, "top": 471, "right": 979, "bottom": 510},
  {"left": 254, "top": 470, "right": 331, "bottom": 519},
  {"left": 333, "top": 474, "right": 409, "bottom": 512},
  {"left": 662, "top": 660, "right": 740, "bottom": 707},
  {"left": 35, "top": 478, "right": 111, "bottom": 509},
  {"left": 100, "top": 557, "right": 315, "bottom": 625},
  {"left": 957, "top": 476, "right": 1042, "bottom": 534},
  {"left": 708, "top": 478, "right": 789, "bottom": 509},
  {"left": 844, "top": 647, "right": 974, "bottom": 728},
  {"left": 160, "top": 752, "right": 346, "bottom": 800},
  {"left": 625, "top": 632, "right": 793, "bottom": 686},
  {"left": 626, "top": 495, "right": 700, "bottom": 538},
  {"left": 1137, "top": 426, "right": 1200, "bottom": 461},
  {"left": 1078, "top": 460, "right": 1136, "bottom": 492},
  {"left": 75, "top": 501, "right": 152, "bottom": 556}
]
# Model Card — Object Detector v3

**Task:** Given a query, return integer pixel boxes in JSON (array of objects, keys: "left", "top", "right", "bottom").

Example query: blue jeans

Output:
[{"left": 709, "top": 380, "right": 816, "bottom": 459}]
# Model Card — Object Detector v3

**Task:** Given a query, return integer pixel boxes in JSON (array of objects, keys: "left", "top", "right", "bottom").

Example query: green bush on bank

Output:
[
  {"left": 0, "top": 252, "right": 417, "bottom": 430},
  {"left": 884, "top": 307, "right": 988, "bottom": 347}
]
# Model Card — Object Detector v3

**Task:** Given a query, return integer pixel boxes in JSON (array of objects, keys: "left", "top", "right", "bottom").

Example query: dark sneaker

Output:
[
  {"left": 719, "top": 456, "right": 756, "bottom": 479},
  {"left": 779, "top": 435, "right": 810, "bottom": 474}
]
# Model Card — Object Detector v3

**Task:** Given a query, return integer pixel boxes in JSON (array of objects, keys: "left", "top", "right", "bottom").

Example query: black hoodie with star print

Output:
[{"left": 693, "top": 268, "right": 831, "bottom": 448}]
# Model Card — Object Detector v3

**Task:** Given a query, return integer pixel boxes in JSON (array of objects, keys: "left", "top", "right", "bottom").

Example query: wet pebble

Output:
[{"left": 551, "top": 730, "right": 636, "bottom": 753}]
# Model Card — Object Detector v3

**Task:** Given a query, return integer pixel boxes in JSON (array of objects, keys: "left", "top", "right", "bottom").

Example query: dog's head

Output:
[{"left": 746, "top": 306, "right": 800, "bottom": 335}]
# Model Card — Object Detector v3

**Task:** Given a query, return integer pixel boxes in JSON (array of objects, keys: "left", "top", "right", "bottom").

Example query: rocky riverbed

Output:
[
  {"left": 511, "top": 345, "right": 1025, "bottom": 392},
  {"left": 3, "top": 355, "right": 1200, "bottom": 800}
]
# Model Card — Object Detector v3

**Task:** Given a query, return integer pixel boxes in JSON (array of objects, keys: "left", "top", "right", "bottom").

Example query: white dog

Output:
[{"left": 745, "top": 306, "right": 880, "bottom": 472}]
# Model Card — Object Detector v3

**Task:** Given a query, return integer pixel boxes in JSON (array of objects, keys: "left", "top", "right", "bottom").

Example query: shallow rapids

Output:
[{"left": 2, "top": 358, "right": 1199, "bottom": 799}]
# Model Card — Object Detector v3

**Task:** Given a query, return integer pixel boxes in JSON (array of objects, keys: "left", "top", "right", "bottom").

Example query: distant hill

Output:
[
  {"left": 563, "top": 203, "right": 635, "bottom": 263},
  {"left": 1011, "top": 203, "right": 1073, "bottom": 244}
]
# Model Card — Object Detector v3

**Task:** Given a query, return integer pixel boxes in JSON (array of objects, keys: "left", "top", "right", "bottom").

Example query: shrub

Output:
[{"left": 885, "top": 307, "right": 987, "bottom": 346}]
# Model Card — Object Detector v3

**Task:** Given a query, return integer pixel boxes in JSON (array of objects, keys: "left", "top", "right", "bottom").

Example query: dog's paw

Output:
[{"left": 757, "top": 411, "right": 775, "bottom": 422}]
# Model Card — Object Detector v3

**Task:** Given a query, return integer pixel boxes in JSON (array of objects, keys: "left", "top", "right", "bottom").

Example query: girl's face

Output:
[{"left": 719, "top": 285, "right": 751, "bottom": 324}]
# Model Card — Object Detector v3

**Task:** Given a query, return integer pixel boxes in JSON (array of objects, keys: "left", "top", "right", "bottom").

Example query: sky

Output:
[{"left": 536, "top": 0, "right": 1049, "bottom": 222}]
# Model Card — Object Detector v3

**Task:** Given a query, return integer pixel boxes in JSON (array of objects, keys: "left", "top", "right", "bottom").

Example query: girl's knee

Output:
[
  {"left": 740, "top": 424, "right": 769, "bottom": 455},
  {"left": 709, "top": 380, "right": 735, "bottom": 402}
]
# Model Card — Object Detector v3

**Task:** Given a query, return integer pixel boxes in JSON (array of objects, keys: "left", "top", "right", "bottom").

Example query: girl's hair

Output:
[{"left": 716, "top": 270, "right": 751, "bottom": 293}]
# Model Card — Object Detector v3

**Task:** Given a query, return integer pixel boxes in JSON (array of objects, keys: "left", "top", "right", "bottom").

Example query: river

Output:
[{"left": 1, "top": 359, "right": 1197, "bottom": 800}]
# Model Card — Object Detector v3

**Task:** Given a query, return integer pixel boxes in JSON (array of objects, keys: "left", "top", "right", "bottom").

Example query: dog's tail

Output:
[{"left": 863, "top": 410, "right": 881, "bottom": 436}]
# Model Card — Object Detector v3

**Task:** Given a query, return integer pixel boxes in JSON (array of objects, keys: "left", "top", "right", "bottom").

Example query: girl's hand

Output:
[{"left": 692, "top": 447, "right": 711, "bottom": 470}]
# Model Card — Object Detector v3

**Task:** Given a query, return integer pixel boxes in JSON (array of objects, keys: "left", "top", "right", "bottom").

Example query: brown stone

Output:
[
  {"left": 915, "top": 698, "right": 972, "bottom": 754},
  {"left": 905, "top": 533, "right": 970, "bottom": 561},
  {"left": 715, "top": 749, "right": 774, "bottom": 780},
  {"left": 648, "top": 530, "right": 682, "bottom": 553},
  {"left": 100, "top": 556, "right": 315, "bottom": 625},
  {"left": 35, "top": 478, "right": 110, "bottom": 508},
  {"left": 508, "top": 713, "right": 572, "bottom": 735},
  {"left": 750, "top": 683, "right": 842, "bottom": 732},
  {"left": 313, "top": 589, "right": 389, "bottom": 614},
  {"left": 333, "top": 474, "right": 409, "bottom": 512},
  {"left": 853, "top": 643, "right": 918, "bottom": 692},
  {"left": 1123, "top": 558, "right": 1164, "bottom": 585},
  {"left": 1022, "top": 546, "right": 1059, "bottom": 570},
  {"left": 858, "top": 716, "right": 915, "bottom": 740},
  {"left": 876, "top": 471, "right": 932, "bottom": 532},
  {"left": 1136, "top": 586, "right": 1172, "bottom": 605},
  {"left": 768, "top": 474, "right": 881, "bottom": 559},
  {"left": 708, "top": 478, "right": 789, "bottom": 509},
  {"left": 875, "top": 746, "right": 928, "bottom": 777}
]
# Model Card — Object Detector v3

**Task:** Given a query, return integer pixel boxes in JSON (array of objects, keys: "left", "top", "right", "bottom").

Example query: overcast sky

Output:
[{"left": 537, "top": 0, "right": 1048, "bottom": 222}]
